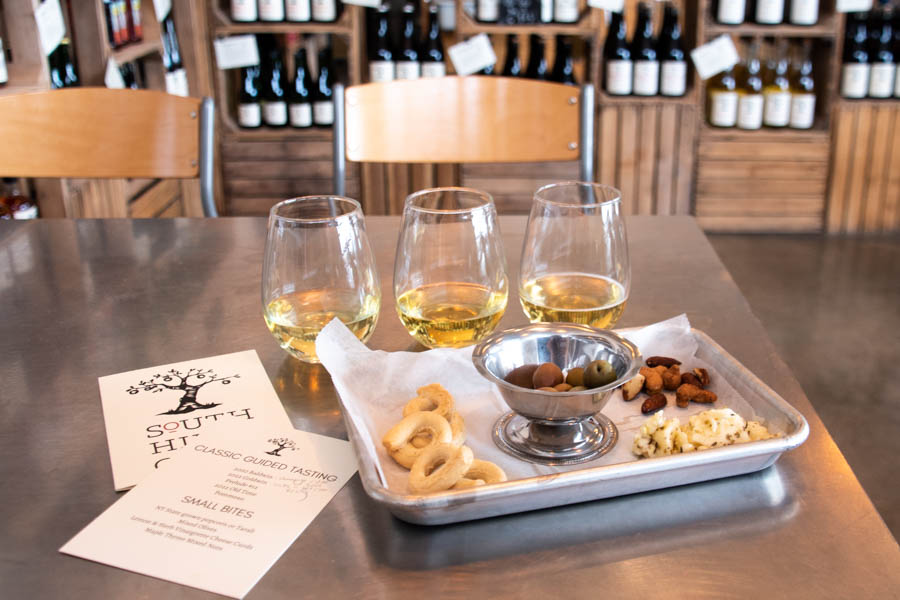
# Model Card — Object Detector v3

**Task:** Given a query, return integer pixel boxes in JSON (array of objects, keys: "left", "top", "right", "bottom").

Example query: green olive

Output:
[
  {"left": 565, "top": 367, "right": 585, "bottom": 387},
  {"left": 584, "top": 359, "right": 617, "bottom": 388}
]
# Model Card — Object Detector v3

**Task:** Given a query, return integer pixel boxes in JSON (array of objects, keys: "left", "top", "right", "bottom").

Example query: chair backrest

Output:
[
  {"left": 0, "top": 88, "right": 217, "bottom": 216},
  {"left": 333, "top": 76, "right": 594, "bottom": 197}
]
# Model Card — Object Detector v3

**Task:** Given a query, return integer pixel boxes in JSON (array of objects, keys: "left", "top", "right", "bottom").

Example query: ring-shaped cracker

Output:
[
  {"left": 409, "top": 444, "right": 474, "bottom": 494},
  {"left": 409, "top": 410, "right": 465, "bottom": 449},
  {"left": 402, "top": 383, "right": 455, "bottom": 421},
  {"left": 382, "top": 412, "right": 452, "bottom": 469},
  {"left": 462, "top": 459, "right": 507, "bottom": 484},
  {"left": 452, "top": 477, "right": 485, "bottom": 490}
]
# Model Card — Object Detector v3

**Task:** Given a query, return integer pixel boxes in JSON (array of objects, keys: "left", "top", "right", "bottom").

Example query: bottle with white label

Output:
[
  {"left": 237, "top": 65, "right": 262, "bottom": 128},
  {"left": 541, "top": 0, "right": 553, "bottom": 23},
  {"left": 841, "top": 12, "right": 870, "bottom": 98},
  {"left": 289, "top": 47, "right": 313, "bottom": 128},
  {"left": 478, "top": 0, "right": 499, "bottom": 22},
  {"left": 422, "top": 3, "right": 446, "bottom": 77},
  {"left": 259, "top": 0, "right": 285, "bottom": 21},
  {"left": 314, "top": 43, "right": 335, "bottom": 127},
  {"left": 287, "top": 0, "right": 311, "bottom": 22},
  {"left": 789, "top": 0, "right": 818, "bottom": 25},
  {"left": 262, "top": 48, "right": 288, "bottom": 127},
  {"left": 554, "top": 0, "right": 579, "bottom": 23},
  {"left": 369, "top": 4, "right": 395, "bottom": 82},
  {"left": 604, "top": 11, "right": 633, "bottom": 95},
  {"left": 231, "top": 0, "right": 258, "bottom": 22},
  {"left": 763, "top": 38, "right": 791, "bottom": 127},
  {"left": 717, "top": 0, "right": 746, "bottom": 24},
  {"left": 312, "top": 0, "right": 338, "bottom": 22},
  {"left": 0, "top": 38, "right": 7, "bottom": 86},
  {"left": 867, "top": 7, "right": 896, "bottom": 98},
  {"left": 707, "top": 66, "right": 738, "bottom": 127},
  {"left": 396, "top": 3, "right": 421, "bottom": 79},
  {"left": 789, "top": 39, "right": 816, "bottom": 129},
  {"left": 737, "top": 39, "right": 764, "bottom": 130},
  {"left": 632, "top": 2, "right": 659, "bottom": 96},
  {"left": 161, "top": 18, "right": 188, "bottom": 97},
  {"left": 658, "top": 2, "right": 687, "bottom": 97},
  {"left": 755, "top": 0, "right": 784, "bottom": 24}
]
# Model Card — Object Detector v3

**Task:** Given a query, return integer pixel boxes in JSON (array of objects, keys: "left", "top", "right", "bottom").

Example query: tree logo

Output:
[
  {"left": 126, "top": 368, "right": 240, "bottom": 415},
  {"left": 265, "top": 437, "right": 297, "bottom": 456}
]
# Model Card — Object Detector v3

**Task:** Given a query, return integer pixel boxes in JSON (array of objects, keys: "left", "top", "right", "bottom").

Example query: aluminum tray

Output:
[{"left": 340, "top": 328, "right": 810, "bottom": 525}]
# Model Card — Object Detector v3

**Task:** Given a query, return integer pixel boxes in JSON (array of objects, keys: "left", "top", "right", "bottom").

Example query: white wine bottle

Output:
[
  {"left": 604, "top": 11, "right": 633, "bottom": 95},
  {"left": 422, "top": 3, "right": 446, "bottom": 78},
  {"left": 632, "top": 2, "right": 660, "bottom": 96},
  {"left": 762, "top": 38, "right": 791, "bottom": 128},
  {"left": 708, "top": 67, "right": 738, "bottom": 127},
  {"left": 737, "top": 39, "right": 764, "bottom": 130},
  {"left": 717, "top": 0, "right": 746, "bottom": 24},
  {"left": 396, "top": 3, "right": 421, "bottom": 80},
  {"left": 237, "top": 66, "right": 262, "bottom": 128},
  {"left": 790, "top": 40, "right": 816, "bottom": 129},
  {"left": 369, "top": 4, "right": 395, "bottom": 82},
  {"left": 841, "top": 12, "right": 870, "bottom": 98},
  {"left": 659, "top": 2, "right": 687, "bottom": 97}
]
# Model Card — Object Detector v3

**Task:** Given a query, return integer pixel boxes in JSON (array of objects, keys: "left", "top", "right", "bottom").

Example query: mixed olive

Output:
[{"left": 503, "top": 359, "right": 618, "bottom": 392}]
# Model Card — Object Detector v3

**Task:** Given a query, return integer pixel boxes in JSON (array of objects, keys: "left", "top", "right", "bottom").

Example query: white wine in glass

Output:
[
  {"left": 519, "top": 182, "right": 630, "bottom": 330},
  {"left": 262, "top": 196, "right": 381, "bottom": 362},
  {"left": 394, "top": 188, "right": 508, "bottom": 349}
]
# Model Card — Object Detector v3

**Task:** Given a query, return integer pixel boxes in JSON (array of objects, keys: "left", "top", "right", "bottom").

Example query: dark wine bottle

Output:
[
  {"left": 289, "top": 47, "right": 313, "bottom": 128},
  {"left": 262, "top": 48, "right": 288, "bottom": 127},
  {"left": 237, "top": 65, "right": 262, "bottom": 128},
  {"left": 658, "top": 1, "right": 687, "bottom": 97},
  {"left": 397, "top": 3, "right": 421, "bottom": 80},
  {"left": 841, "top": 12, "right": 870, "bottom": 98},
  {"left": 868, "top": 5, "right": 896, "bottom": 98},
  {"left": 162, "top": 16, "right": 189, "bottom": 96},
  {"left": 59, "top": 39, "right": 79, "bottom": 88},
  {"left": 551, "top": 36, "right": 577, "bottom": 85},
  {"left": 314, "top": 42, "right": 335, "bottom": 127},
  {"left": 524, "top": 34, "right": 548, "bottom": 80},
  {"left": 369, "top": 4, "right": 395, "bottom": 82},
  {"left": 604, "top": 11, "right": 632, "bottom": 95},
  {"left": 501, "top": 35, "right": 522, "bottom": 77},
  {"left": 632, "top": 2, "right": 659, "bottom": 96},
  {"left": 422, "top": 3, "right": 445, "bottom": 77}
]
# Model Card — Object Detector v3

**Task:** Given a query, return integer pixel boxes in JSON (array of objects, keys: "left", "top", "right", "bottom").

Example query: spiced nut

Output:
[
  {"left": 641, "top": 393, "right": 667, "bottom": 414},
  {"left": 621, "top": 373, "right": 645, "bottom": 401},
  {"left": 693, "top": 368, "right": 711, "bottom": 387},
  {"left": 639, "top": 366, "right": 663, "bottom": 393},
  {"left": 646, "top": 356, "right": 682, "bottom": 368},
  {"left": 662, "top": 365, "right": 681, "bottom": 391}
]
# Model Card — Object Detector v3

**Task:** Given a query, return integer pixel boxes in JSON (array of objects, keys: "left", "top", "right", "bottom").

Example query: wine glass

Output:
[
  {"left": 518, "top": 182, "right": 630, "bottom": 329},
  {"left": 262, "top": 196, "right": 381, "bottom": 363},
  {"left": 394, "top": 187, "right": 508, "bottom": 349}
]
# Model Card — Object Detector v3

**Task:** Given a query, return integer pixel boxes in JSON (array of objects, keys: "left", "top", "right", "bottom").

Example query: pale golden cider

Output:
[
  {"left": 264, "top": 289, "right": 380, "bottom": 362},
  {"left": 519, "top": 273, "right": 627, "bottom": 329},
  {"left": 396, "top": 282, "right": 507, "bottom": 348}
]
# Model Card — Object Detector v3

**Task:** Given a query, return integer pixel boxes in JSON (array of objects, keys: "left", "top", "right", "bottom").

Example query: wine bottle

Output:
[
  {"left": 289, "top": 47, "right": 314, "bottom": 128},
  {"left": 262, "top": 48, "right": 288, "bottom": 127},
  {"left": 0, "top": 37, "right": 7, "bottom": 86},
  {"left": 707, "top": 66, "right": 738, "bottom": 127},
  {"left": 604, "top": 11, "right": 632, "bottom": 95},
  {"left": 1, "top": 179, "right": 38, "bottom": 220},
  {"left": 756, "top": 0, "right": 784, "bottom": 24},
  {"left": 632, "top": 2, "right": 659, "bottom": 96},
  {"left": 314, "top": 42, "right": 335, "bottom": 127},
  {"left": 120, "top": 61, "right": 140, "bottom": 89},
  {"left": 369, "top": 4, "right": 395, "bottom": 82},
  {"left": 501, "top": 35, "right": 522, "bottom": 77},
  {"left": 551, "top": 35, "right": 577, "bottom": 84},
  {"left": 541, "top": 0, "right": 553, "bottom": 23},
  {"left": 422, "top": 3, "right": 446, "bottom": 77},
  {"left": 868, "top": 6, "right": 896, "bottom": 98},
  {"left": 789, "top": 0, "right": 818, "bottom": 26},
  {"left": 116, "top": 0, "right": 129, "bottom": 44},
  {"left": 737, "top": 39, "right": 764, "bottom": 130},
  {"left": 554, "top": 0, "right": 579, "bottom": 23},
  {"left": 237, "top": 65, "right": 262, "bottom": 128},
  {"left": 259, "top": 0, "right": 286, "bottom": 22},
  {"left": 59, "top": 39, "right": 79, "bottom": 88},
  {"left": 842, "top": 12, "right": 870, "bottom": 98},
  {"left": 128, "top": 0, "right": 143, "bottom": 41},
  {"left": 717, "top": 0, "right": 746, "bottom": 25},
  {"left": 312, "top": 0, "right": 339, "bottom": 22},
  {"left": 396, "top": 3, "right": 421, "bottom": 80},
  {"left": 231, "top": 0, "right": 258, "bottom": 21},
  {"left": 524, "top": 34, "right": 549, "bottom": 80},
  {"left": 478, "top": 0, "right": 499, "bottom": 22},
  {"left": 162, "top": 17, "right": 189, "bottom": 97},
  {"left": 49, "top": 46, "right": 65, "bottom": 89},
  {"left": 659, "top": 2, "right": 687, "bottom": 97},
  {"left": 790, "top": 39, "right": 816, "bottom": 129},
  {"left": 763, "top": 38, "right": 791, "bottom": 127},
  {"left": 287, "top": 0, "right": 311, "bottom": 21}
]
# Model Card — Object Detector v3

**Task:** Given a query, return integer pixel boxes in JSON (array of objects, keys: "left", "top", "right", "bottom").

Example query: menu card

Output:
[
  {"left": 60, "top": 427, "right": 358, "bottom": 599},
  {"left": 98, "top": 350, "right": 293, "bottom": 491}
]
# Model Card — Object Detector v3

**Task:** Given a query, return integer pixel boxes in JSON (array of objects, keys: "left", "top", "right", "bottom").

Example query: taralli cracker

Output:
[
  {"left": 382, "top": 411, "right": 452, "bottom": 469},
  {"left": 402, "top": 383, "right": 455, "bottom": 420},
  {"left": 409, "top": 444, "right": 474, "bottom": 494}
]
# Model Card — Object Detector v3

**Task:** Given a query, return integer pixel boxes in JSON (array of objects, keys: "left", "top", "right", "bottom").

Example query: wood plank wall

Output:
[
  {"left": 826, "top": 102, "right": 900, "bottom": 234},
  {"left": 360, "top": 163, "right": 460, "bottom": 215}
]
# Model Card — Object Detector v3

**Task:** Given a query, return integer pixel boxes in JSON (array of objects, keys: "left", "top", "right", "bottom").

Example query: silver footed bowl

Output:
[{"left": 471, "top": 323, "right": 642, "bottom": 422}]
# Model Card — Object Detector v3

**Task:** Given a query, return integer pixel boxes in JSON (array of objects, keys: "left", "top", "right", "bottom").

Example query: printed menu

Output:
[{"left": 61, "top": 427, "right": 358, "bottom": 599}]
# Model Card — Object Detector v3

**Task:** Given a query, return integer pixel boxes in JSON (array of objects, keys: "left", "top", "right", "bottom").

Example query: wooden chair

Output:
[
  {"left": 332, "top": 76, "right": 595, "bottom": 200},
  {"left": 0, "top": 88, "right": 217, "bottom": 217}
]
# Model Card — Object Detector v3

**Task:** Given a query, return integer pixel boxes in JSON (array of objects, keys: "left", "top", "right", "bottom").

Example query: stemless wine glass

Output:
[
  {"left": 262, "top": 196, "right": 381, "bottom": 363},
  {"left": 394, "top": 187, "right": 508, "bottom": 349},
  {"left": 519, "top": 182, "right": 630, "bottom": 329}
]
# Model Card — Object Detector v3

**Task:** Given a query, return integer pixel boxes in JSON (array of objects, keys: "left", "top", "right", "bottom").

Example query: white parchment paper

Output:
[{"left": 316, "top": 315, "right": 762, "bottom": 493}]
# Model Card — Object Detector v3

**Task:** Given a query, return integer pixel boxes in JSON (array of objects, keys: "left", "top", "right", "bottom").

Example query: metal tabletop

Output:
[{"left": 1, "top": 216, "right": 897, "bottom": 598}]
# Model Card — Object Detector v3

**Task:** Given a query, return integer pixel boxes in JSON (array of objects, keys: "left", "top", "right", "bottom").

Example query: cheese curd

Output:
[{"left": 632, "top": 408, "right": 776, "bottom": 459}]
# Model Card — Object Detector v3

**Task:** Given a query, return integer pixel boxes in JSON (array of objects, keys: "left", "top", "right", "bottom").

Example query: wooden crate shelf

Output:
[
  {"left": 703, "top": 14, "right": 839, "bottom": 39},
  {"left": 210, "top": 4, "right": 356, "bottom": 35},
  {"left": 455, "top": 9, "right": 602, "bottom": 36}
]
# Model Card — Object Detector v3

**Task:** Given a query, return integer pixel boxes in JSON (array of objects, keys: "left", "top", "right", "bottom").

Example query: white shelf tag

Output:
[
  {"left": 214, "top": 35, "right": 261, "bottom": 70},
  {"left": 448, "top": 33, "right": 496, "bottom": 77},
  {"left": 105, "top": 58, "right": 126, "bottom": 89},
  {"left": 153, "top": 0, "right": 172, "bottom": 22},
  {"left": 587, "top": 0, "right": 625, "bottom": 12},
  {"left": 836, "top": 0, "right": 872, "bottom": 12},
  {"left": 690, "top": 34, "right": 740, "bottom": 80},
  {"left": 35, "top": 0, "right": 66, "bottom": 56}
]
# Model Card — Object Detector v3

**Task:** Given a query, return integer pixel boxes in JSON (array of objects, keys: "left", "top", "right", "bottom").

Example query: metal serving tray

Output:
[{"left": 339, "top": 328, "right": 810, "bottom": 526}]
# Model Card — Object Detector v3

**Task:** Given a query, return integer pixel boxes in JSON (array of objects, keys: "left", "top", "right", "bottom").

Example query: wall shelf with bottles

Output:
[{"left": 703, "top": 15, "right": 838, "bottom": 37}]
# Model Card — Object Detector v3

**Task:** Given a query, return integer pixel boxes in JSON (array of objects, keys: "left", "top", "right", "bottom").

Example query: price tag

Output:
[
  {"left": 342, "top": 0, "right": 381, "bottom": 7},
  {"left": 105, "top": 58, "right": 126, "bottom": 89},
  {"left": 835, "top": 0, "right": 872, "bottom": 12},
  {"left": 447, "top": 33, "right": 496, "bottom": 77},
  {"left": 690, "top": 34, "right": 740, "bottom": 80},
  {"left": 213, "top": 35, "right": 261, "bottom": 70},
  {"left": 587, "top": 0, "right": 625, "bottom": 12},
  {"left": 153, "top": 0, "right": 172, "bottom": 21},
  {"left": 35, "top": 0, "right": 66, "bottom": 56}
]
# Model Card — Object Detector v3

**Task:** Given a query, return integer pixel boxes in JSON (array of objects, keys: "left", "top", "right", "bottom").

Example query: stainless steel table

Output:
[{"left": 1, "top": 217, "right": 897, "bottom": 598}]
